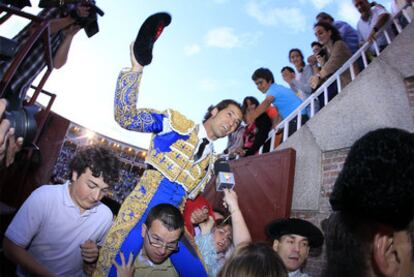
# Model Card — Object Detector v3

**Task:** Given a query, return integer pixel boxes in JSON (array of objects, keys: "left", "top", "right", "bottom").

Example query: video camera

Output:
[
  {"left": 3, "top": 105, "right": 38, "bottom": 145},
  {"left": 39, "top": 0, "right": 104, "bottom": 38}
]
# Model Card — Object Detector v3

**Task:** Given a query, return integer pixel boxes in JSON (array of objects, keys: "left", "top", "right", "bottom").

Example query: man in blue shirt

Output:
[{"left": 247, "top": 67, "right": 308, "bottom": 137}]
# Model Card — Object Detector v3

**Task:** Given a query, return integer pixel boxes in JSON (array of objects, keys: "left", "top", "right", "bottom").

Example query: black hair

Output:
[
  {"left": 251, "top": 67, "right": 275, "bottom": 84},
  {"left": 145, "top": 204, "right": 184, "bottom": 232},
  {"left": 203, "top": 99, "right": 242, "bottom": 123},
  {"left": 314, "top": 21, "right": 342, "bottom": 43},
  {"left": 69, "top": 145, "right": 120, "bottom": 187},
  {"left": 281, "top": 66, "right": 295, "bottom": 74},
  {"left": 288, "top": 48, "right": 305, "bottom": 66},
  {"left": 215, "top": 217, "right": 233, "bottom": 228},
  {"left": 316, "top": 12, "right": 334, "bottom": 22},
  {"left": 311, "top": 41, "right": 323, "bottom": 48},
  {"left": 330, "top": 128, "right": 414, "bottom": 230},
  {"left": 322, "top": 212, "right": 375, "bottom": 277},
  {"left": 241, "top": 96, "right": 260, "bottom": 115}
]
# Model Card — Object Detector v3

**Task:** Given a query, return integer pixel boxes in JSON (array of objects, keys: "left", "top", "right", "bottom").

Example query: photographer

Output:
[
  {"left": 0, "top": 99, "right": 23, "bottom": 167},
  {"left": 0, "top": 3, "right": 92, "bottom": 111}
]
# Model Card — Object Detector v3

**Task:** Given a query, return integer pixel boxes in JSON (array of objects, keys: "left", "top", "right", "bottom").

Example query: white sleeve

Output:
[{"left": 5, "top": 188, "right": 48, "bottom": 247}]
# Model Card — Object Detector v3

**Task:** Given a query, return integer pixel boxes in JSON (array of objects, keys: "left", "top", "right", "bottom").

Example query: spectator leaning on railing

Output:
[
  {"left": 248, "top": 68, "right": 307, "bottom": 137},
  {"left": 353, "top": 0, "right": 391, "bottom": 53},
  {"left": 316, "top": 12, "right": 360, "bottom": 54},
  {"left": 307, "top": 41, "right": 323, "bottom": 75},
  {"left": 284, "top": 48, "right": 320, "bottom": 115},
  {"left": 310, "top": 22, "right": 355, "bottom": 107}
]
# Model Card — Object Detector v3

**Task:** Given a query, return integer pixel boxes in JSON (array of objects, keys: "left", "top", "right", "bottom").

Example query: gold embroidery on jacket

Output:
[{"left": 94, "top": 170, "right": 162, "bottom": 276}]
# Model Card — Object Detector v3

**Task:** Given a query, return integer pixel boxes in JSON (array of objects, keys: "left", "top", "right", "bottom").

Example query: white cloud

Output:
[
  {"left": 337, "top": 2, "right": 360, "bottom": 26},
  {"left": 199, "top": 78, "right": 219, "bottom": 92},
  {"left": 184, "top": 44, "right": 201, "bottom": 56},
  {"left": 310, "top": 0, "right": 334, "bottom": 9},
  {"left": 245, "top": 2, "right": 307, "bottom": 33},
  {"left": 205, "top": 27, "right": 241, "bottom": 48}
]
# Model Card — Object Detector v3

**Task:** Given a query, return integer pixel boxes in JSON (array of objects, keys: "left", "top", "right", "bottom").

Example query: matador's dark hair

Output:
[{"left": 203, "top": 99, "right": 242, "bottom": 123}]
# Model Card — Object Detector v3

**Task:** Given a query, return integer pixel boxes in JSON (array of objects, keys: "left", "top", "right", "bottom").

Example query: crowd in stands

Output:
[
  {"left": 225, "top": 0, "right": 412, "bottom": 158},
  {"left": 52, "top": 136, "right": 146, "bottom": 204}
]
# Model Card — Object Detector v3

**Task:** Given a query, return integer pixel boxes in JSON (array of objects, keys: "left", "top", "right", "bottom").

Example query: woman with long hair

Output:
[{"left": 310, "top": 21, "right": 356, "bottom": 107}]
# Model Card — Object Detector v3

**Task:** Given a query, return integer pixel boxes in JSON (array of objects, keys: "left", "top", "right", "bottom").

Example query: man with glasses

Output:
[
  {"left": 113, "top": 204, "right": 184, "bottom": 276},
  {"left": 3, "top": 145, "right": 120, "bottom": 276}
]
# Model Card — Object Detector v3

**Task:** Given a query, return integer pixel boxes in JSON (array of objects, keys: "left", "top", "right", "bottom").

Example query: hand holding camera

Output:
[
  {"left": 39, "top": 0, "right": 104, "bottom": 38},
  {"left": 0, "top": 99, "right": 24, "bottom": 167}
]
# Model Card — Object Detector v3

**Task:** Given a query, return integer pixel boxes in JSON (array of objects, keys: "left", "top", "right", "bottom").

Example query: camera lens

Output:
[{"left": 5, "top": 105, "right": 39, "bottom": 146}]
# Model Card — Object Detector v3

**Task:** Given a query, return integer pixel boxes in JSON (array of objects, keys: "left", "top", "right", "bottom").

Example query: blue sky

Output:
[{"left": 2, "top": 0, "right": 391, "bottom": 151}]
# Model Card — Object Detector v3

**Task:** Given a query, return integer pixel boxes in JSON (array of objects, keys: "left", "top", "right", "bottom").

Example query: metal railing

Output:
[{"left": 262, "top": 5, "right": 413, "bottom": 153}]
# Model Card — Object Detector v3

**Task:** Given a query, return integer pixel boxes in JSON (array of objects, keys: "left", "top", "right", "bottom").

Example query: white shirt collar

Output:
[
  {"left": 196, "top": 123, "right": 214, "bottom": 159},
  {"left": 198, "top": 123, "right": 212, "bottom": 143}
]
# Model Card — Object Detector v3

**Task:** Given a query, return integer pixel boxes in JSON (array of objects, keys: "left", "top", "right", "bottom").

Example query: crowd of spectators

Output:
[
  {"left": 225, "top": 0, "right": 412, "bottom": 157},
  {"left": 1, "top": 1, "right": 413, "bottom": 276}
]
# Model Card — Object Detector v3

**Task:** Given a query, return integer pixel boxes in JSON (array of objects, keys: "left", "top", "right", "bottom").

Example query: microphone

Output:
[{"left": 214, "top": 160, "right": 235, "bottom": 191}]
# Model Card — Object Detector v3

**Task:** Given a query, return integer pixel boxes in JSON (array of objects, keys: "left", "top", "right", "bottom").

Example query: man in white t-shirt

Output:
[
  {"left": 354, "top": 0, "right": 391, "bottom": 52},
  {"left": 3, "top": 145, "right": 120, "bottom": 276}
]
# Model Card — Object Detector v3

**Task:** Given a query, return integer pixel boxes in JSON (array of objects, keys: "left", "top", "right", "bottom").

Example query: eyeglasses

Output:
[{"left": 146, "top": 230, "right": 179, "bottom": 251}]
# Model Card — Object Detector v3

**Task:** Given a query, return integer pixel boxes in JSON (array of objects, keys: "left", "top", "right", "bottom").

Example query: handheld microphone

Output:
[{"left": 214, "top": 160, "right": 235, "bottom": 191}]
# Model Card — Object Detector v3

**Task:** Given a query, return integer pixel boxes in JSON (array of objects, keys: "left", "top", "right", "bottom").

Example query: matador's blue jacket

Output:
[{"left": 95, "top": 68, "right": 215, "bottom": 276}]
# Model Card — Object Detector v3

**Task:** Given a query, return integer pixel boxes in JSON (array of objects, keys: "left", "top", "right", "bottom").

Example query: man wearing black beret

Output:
[
  {"left": 323, "top": 127, "right": 414, "bottom": 277},
  {"left": 266, "top": 218, "right": 324, "bottom": 277}
]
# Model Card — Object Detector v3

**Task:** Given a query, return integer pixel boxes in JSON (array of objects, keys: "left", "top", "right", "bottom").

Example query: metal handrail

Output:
[{"left": 261, "top": 5, "right": 413, "bottom": 153}]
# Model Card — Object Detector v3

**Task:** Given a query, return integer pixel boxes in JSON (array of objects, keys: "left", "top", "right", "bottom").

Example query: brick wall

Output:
[
  {"left": 291, "top": 148, "right": 349, "bottom": 277},
  {"left": 406, "top": 77, "right": 414, "bottom": 121},
  {"left": 285, "top": 76, "right": 414, "bottom": 276}
]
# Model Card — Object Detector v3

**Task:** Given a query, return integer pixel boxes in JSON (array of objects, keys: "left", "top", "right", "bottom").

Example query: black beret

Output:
[
  {"left": 330, "top": 128, "right": 414, "bottom": 230},
  {"left": 266, "top": 218, "right": 324, "bottom": 248}
]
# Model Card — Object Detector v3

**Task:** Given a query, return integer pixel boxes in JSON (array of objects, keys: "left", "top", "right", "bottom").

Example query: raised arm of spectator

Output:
[
  {"left": 223, "top": 189, "right": 251, "bottom": 245},
  {"left": 3, "top": 237, "right": 55, "bottom": 277},
  {"left": 53, "top": 24, "right": 81, "bottom": 69},
  {"left": 49, "top": 5, "right": 90, "bottom": 34},
  {"left": 245, "top": 95, "right": 274, "bottom": 125},
  {"left": 49, "top": 16, "right": 76, "bottom": 34}
]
